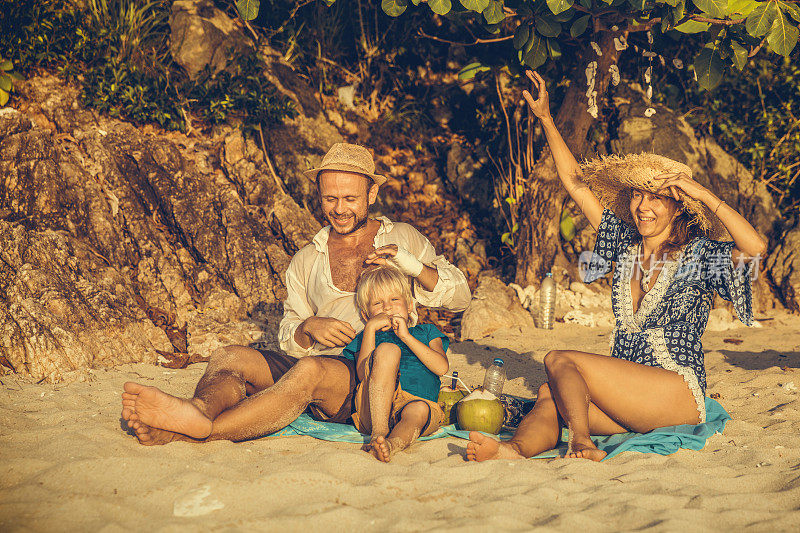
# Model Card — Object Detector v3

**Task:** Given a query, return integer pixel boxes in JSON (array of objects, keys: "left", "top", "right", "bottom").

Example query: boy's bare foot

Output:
[
  {"left": 565, "top": 439, "right": 606, "bottom": 462},
  {"left": 367, "top": 435, "right": 396, "bottom": 462},
  {"left": 465, "top": 431, "right": 526, "bottom": 461},
  {"left": 122, "top": 382, "right": 212, "bottom": 440}
]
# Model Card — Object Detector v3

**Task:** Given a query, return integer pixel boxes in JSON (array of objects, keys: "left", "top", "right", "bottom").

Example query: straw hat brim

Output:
[
  {"left": 580, "top": 153, "right": 726, "bottom": 239},
  {"left": 304, "top": 163, "right": 387, "bottom": 187}
]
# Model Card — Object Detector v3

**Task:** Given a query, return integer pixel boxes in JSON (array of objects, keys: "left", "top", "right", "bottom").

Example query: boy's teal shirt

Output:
[{"left": 340, "top": 323, "right": 450, "bottom": 402}]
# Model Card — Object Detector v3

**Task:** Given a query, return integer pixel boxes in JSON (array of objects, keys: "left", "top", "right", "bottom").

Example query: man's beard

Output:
[{"left": 328, "top": 211, "right": 369, "bottom": 235}]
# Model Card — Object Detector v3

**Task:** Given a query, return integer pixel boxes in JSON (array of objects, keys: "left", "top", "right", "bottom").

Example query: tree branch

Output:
[
  {"left": 687, "top": 15, "right": 746, "bottom": 25},
  {"left": 417, "top": 29, "right": 513, "bottom": 46}
]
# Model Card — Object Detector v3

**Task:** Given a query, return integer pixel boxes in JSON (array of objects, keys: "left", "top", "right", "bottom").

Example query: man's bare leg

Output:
[
  {"left": 371, "top": 401, "right": 430, "bottom": 463},
  {"left": 363, "top": 343, "right": 401, "bottom": 461},
  {"left": 466, "top": 382, "right": 626, "bottom": 461},
  {"left": 121, "top": 346, "right": 339, "bottom": 443},
  {"left": 204, "top": 355, "right": 353, "bottom": 441}
]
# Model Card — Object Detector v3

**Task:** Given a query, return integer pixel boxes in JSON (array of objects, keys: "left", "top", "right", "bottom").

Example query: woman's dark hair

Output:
[{"left": 661, "top": 210, "right": 703, "bottom": 256}]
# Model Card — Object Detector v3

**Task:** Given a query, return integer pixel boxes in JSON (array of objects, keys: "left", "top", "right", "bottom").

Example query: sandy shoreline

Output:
[{"left": 2, "top": 315, "right": 800, "bottom": 531}]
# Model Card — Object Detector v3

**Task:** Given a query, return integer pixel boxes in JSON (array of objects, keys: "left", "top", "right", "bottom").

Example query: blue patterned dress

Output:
[{"left": 582, "top": 210, "right": 754, "bottom": 421}]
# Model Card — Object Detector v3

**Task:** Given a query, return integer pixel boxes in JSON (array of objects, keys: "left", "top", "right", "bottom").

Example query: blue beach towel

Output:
[{"left": 267, "top": 397, "right": 730, "bottom": 461}]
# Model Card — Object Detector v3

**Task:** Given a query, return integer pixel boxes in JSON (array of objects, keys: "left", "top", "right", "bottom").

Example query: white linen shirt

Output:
[{"left": 278, "top": 217, "right": 471, "bottom": 357}]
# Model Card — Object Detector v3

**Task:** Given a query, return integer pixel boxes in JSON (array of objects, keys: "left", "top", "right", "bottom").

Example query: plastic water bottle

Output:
[
  {"left": 483, "top": 358, "right": 506, "bottom": 397},
  {"left": 540, "top": 272, "right": 556, "bottom": 329}
]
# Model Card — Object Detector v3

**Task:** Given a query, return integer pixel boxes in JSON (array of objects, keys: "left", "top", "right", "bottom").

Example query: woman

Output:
[{"left": 467, "top": 71, "right": 767, "bottom": 462}]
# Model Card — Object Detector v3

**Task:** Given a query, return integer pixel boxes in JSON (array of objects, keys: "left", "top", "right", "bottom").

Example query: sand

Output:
[{"left": 2, "top": 314, "right": 800, "bottom": 532}]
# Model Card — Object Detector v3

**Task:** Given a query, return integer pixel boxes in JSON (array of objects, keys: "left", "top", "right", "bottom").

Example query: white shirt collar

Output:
[{"left": 311, "top": 216, "right": 394, "bottom": 252}]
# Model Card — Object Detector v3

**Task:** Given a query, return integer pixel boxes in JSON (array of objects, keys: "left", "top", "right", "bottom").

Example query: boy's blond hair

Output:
[{"left": 355, "top": 265, "right": 415, "bottom": 324}]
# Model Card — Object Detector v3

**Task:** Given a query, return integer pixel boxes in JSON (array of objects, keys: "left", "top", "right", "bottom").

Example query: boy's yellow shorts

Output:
[{"left": 352, "top": 381, "right": 446, "bottom": 437}]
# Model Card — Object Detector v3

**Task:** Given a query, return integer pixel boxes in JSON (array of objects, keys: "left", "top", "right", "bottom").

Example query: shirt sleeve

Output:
[
  {"left": 697, "top": 238, "right": 755, "bottom": 326},
  {"left": 278, "top": 249, "right": 316, "bottom": 357},
  {"left": 394, "top": 224, "right": 472, "bottom": 311},
  {"left": 340, "top": 334, "right": 363, "bottom": 361},
  {"left": 422, "top": 324, "right": 450, "bottom": 353},
  {"left": 583, "top": 209, "right": 638, "bottom": 284}
]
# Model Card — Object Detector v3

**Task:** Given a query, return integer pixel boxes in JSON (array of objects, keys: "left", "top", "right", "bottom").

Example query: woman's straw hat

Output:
[
  {"left": 580, "top": 153, "right": 724, "bottom": 238},
  {"left": 304, "top": 143, "right": 388, "bottom": 186}
]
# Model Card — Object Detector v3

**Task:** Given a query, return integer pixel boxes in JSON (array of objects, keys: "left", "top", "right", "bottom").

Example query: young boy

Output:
[{"left": 341, "top": 265, "right": 450, "bottom": 462}]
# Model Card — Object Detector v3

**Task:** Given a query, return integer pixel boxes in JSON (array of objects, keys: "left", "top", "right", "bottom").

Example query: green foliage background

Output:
[
  {"left": 0, "top": 0, "right": 296, "bottom": 131},
  {"left": 1, "top": 0, "right": 797, "bottom": 224}
]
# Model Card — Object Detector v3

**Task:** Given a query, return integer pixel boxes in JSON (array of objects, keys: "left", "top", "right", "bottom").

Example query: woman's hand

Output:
[
  {"left": 656, "top": 172, "right": 714, "bottom": 206},
  {"left": 522, "top": 70, "right": 552, "bottom": 122}
]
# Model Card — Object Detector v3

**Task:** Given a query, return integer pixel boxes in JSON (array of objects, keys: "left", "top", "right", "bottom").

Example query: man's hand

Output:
[
  {"left": 365, "top": 244, "right": 424, "bottom": 277},
  {"left": 299, "top": 316, "right": 357, "bottom": 348},
  {"left": 390, "top": 315, "right": 410, "bottom": 340},
  {"left": 365, "top": 313, "right": 393, "bottom": 333}
]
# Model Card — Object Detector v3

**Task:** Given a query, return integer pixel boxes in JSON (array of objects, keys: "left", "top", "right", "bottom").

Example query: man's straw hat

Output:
[
  {"left": 580, "top": 153, "right": 725, "bottom": 238},
  {"left": 304, "top": 143, "right": 387, "bottom": 186}
]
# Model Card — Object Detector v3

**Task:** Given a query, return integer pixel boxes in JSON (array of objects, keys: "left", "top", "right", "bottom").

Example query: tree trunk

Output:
[{"left": 515, "top": 32, "right": 621, "bottom": 286}]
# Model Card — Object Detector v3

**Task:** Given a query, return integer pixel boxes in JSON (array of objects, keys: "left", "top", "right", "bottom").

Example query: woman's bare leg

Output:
[
  {"left": 466, "top": 382, "right": 627, "bottom": 461},
  {"left": 544, "top": 349, "right": 699, "bottom": 461}
]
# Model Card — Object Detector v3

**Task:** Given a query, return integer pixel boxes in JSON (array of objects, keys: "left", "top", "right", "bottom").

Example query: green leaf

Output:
[
  {"left": 511, "top": 222, "right": 519, "bottom": 233},
  {"left": 672, "top": 0, "right": 687, "bottom": 20},
  {"left": 382, "top": 0, "right": 408, "bottom": 15},
  {"left": 729, "top": 40, "right": 748, "bottom": 69},
  {"left": 535, "top": 16, "right": 562, "bottom": 37},
  {"left": 692, "top": 0, "right": 728, "bottom": 17},
  {"left": 746, "top": 1, "right": 778, "bottom": 37},
  {"left": 501, "top": 232, "right": 513, "bottom": 245},
  {"left": 0, "top": 88, "right": 8, "bottom": 107},
  {"left": 693, "top": 45, "right": 725, "bottom": 89},
  {"left": 560, "top": 212, "right": 576, "bottom": 241},
  {"left": 483, "top": 0, "right": 506, "bottom": 23},
  {"left": 767, "top": 8, "right": 799, "bottom": 55},
  {"left": 460, "top": 0, "right": 490, "bottom": 12},
  {"left": 458, "top": 62, "right": 491, "bottom": 80},
  {"left": 728, "top": 0, "right": 759, "bottom": 15},
  {"left": 429, "top": 0, "right": 453, "bottom": 14},
  {"left": 781, "top": 1, "right": 800, "bottom": 22},
  {"left": 580, "top": 0, "right": 592, "bottom": 7},
  {"left": 675, "top": 20, "right": 711, "bottom": 31},
  {"left": 505, "top": 197, "right": 516, "bottom": 205},
  {"left": 571, "top": 14, "right": 591, "bottom": 37},
  {"left": 0, "top": 60, "right": 12, "bottom": 71},
  {"left": 235, "top": 0, "right": 260, "bottom": 21},
  {"left": 513, "top": 24, "right": 531, "bottom": 50},
  {"left": 547, "top": 38, "right": 562, "bottom": 58},
  {"left": 0, "top": 74, "right": 10, "bottom": 93},
  {"left": 546, "top": 0, "right": 574, "bottom": 14},
  {"left": 523, "top": 32, "right": 549, "bottom": 68},
  {"left": 629, "top": 0, "right": 647, "bottom": 10}
]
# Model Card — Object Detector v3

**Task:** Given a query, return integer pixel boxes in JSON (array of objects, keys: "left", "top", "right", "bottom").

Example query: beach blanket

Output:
[{"left": 268, "top": 397, "right": 730, "bottom": 461}]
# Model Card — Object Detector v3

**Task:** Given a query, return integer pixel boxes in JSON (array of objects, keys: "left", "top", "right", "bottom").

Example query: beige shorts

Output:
[{"left": 352, "top": 381, "right": 446, "bottom": 437}]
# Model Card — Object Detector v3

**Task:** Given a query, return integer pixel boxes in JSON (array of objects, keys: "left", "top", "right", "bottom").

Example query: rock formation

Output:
[{"left": 0, "top": 75, "right": 321, "bottom": 383}]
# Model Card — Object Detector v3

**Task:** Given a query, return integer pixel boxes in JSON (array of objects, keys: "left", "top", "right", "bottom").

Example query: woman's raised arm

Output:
[
  {"left": 523, "top": 71, "right": 604, "bottom": 230},
  {"left": 657, "top": 173, "right": 768, "bottom": 263}
]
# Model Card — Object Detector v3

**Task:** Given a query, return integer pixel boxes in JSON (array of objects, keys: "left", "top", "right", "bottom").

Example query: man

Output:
[{"left": 121, "top": 143, "right": 471, "bottom": 444}]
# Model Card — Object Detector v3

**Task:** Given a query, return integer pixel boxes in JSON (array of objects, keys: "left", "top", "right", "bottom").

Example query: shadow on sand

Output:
[
  {"left": 720, "top": 349, "right": 800, "bottom": 371},
  {"left": 452, "top": 340, "right": 547, "bottom": 395}
]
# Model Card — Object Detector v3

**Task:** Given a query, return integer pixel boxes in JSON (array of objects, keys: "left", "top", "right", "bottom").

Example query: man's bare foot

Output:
[
  {"left": 122, "top": 382, "right": 212, "bottom": 440},
  {"left": 565, "top": 439, "right": 606, "bottom": 462},
  {"left": 465, "top": 431, "right": 526, "bottom": 462},
  {"left": 126, "top": 419, "right": 182, "bottom": 446},
  {"left": 366, "top": 435, "right": 395, "bottom": 462}
]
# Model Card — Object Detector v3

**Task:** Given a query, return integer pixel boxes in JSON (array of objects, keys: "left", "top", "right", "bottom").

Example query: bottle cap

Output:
[
  {"left": 546, "top": 272, "right": 553, "bottom": 277},
  {"left": 493, "top": 358, "right": 504, "bottom": 366}
]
